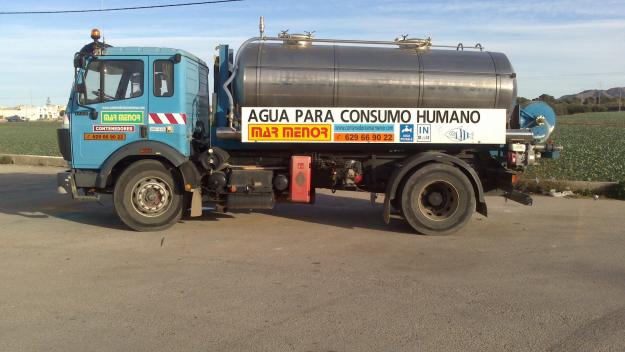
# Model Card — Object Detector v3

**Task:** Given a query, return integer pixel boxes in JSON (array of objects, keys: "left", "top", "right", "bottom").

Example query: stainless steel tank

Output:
[{"left": 233, "top": 41, "right": 517, "bottom": 120}]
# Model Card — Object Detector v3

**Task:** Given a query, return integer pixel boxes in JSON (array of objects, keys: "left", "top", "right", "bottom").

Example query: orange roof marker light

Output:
[{"left": 90, "top": 28, "right": 101, "bottom": 41}]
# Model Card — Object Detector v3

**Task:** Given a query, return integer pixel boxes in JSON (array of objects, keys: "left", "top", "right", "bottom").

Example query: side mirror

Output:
[
  {"left": 74, "top": 56, "right": 85, "bottom": 69},
  {"left": 76, "top": 82, "right": 86, "bottom": 95},
  {"left": 59, "top": 110, "right": 65, "bottom": 117},
  {"left": 89, "top": 110, "right": 98, "bottom": 120},
  {"left": 172, "top": 53, "right": 182, "bottom": 64}
]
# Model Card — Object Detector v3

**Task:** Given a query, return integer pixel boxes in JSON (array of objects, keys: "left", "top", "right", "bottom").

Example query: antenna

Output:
[{"left": 259, "top": 16, "right": 265, "bottom": 38}]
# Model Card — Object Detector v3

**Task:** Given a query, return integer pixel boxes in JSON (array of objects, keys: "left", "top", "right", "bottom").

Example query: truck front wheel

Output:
[
  {"left": 113, "top": 159, "right": 183, "bottom": 231},
  {"left": 400, "top": 163, "right": 476, "bottom": 236}
]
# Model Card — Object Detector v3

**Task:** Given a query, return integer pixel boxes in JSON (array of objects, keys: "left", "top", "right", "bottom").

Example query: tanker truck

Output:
[{"left": 57, "top": 21, "right": 560, "bottom": 235}]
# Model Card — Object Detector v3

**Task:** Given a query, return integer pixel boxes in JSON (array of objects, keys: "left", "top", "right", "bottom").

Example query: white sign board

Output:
[{"left": 241, "top": 107, "right": 506, "bottom": 144}]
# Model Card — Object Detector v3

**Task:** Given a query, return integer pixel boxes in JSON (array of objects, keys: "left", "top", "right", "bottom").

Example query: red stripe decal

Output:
[
  {"left": 150, "top": 113, "right": 162, "bottom": 124},
  {"left": 165, "top": 113, "right": 177, "bottom": 124},
  {"left": 181, "top": 114, "right": 187, "bottom": 123}
]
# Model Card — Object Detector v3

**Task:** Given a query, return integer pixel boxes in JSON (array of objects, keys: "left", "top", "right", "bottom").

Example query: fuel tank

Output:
[{"left": 233, "top": 42, "right": 517, "bottom": 121}]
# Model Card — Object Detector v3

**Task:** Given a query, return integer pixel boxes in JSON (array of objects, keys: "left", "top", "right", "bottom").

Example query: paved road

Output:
[{"left": 1, "top": 164, "right": 625, "bottom": 352}]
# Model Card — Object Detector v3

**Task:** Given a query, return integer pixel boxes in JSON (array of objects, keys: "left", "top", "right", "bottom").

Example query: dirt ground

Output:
[{"left": 1, "top": 164, "right": 625, "bottom": 351}]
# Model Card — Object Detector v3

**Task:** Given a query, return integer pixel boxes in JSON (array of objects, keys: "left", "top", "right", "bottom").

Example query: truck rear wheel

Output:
[
  {"left": 113, "top": 159, "right": 183, "bottom": 231},
  {"left": 400, "top": 163, "right": 475, "bottom": 236}
]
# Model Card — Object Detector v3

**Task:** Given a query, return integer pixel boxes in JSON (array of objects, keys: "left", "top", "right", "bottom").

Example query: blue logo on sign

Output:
[{"left": 400, "top": 124, "right": 414, "bottom": 142}]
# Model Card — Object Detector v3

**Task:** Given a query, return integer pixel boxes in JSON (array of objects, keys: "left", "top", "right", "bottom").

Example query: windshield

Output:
[{"left": 80, "top": 60, "right": 143, "bottom": 105}]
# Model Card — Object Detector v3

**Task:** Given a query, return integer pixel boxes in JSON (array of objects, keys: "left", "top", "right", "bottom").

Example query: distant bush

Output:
[
  {"left": 552, "top": 103, "right": 569, "bottom": 116},
  {"left": 0, "top": 155, "right": 14, "bottom": 164},
  {"left": 607, "top": 180, "right": 625, "bottom": 200},
  {"left": 566, "top": 104, "right": 590, "bottom": 114},
  {"left": 591, "top": 105, "right": 608, "bottom": 112}
]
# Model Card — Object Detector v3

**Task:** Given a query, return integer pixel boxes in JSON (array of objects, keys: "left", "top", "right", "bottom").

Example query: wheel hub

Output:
[
  {"left": 131, "top": 177, "right": 172, "bottom": 217},
  {"left": 417, "top": 180, "right": 460, "bottom": 221},
  {"left": 427, "top": 192, "right": 443, "bottom": 207}
]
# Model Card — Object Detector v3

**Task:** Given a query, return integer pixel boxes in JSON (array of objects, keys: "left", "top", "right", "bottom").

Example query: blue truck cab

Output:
[{"left": 58, "top": 30, "right": 209, "bottom": 230}]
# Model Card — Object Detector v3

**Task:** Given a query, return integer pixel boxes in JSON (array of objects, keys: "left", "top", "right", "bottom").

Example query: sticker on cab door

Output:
[
  {"left": 92, "top": 125, "right": 135, "bottom": 132},
  {"left": 83, "top": 133, "right": 126, "bottom": 141},
  {"left": 101, "top": 111, "right": 144, "bottom": 124}
]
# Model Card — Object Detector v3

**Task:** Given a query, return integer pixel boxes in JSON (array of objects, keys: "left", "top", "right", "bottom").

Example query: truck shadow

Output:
[
  {"left": 0, "top": 170, "right": 410, "bottom": 234},
  {"left": 257, "top": 192, "right": 415, "bottom": 234},
  {"left": 0, "top": 171, "right": 234, "bottom": 231},
  {"left": 0, "top": 171, "right": 125, "bottom": 230}
]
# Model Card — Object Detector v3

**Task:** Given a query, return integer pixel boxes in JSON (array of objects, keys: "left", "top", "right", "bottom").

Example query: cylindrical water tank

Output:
[{"left": 233, "top": 41, "right": 517, "bottom": 121}]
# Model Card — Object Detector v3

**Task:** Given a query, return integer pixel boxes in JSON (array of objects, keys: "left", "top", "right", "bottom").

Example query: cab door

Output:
[
  {"left": 71, "top": 57, "right": 148, "bottom": 169},
  {"left": 147, "top": 56, "right": 191, "bottom": 157}
]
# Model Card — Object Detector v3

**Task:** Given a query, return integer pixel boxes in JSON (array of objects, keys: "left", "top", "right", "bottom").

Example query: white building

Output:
[{"left": 0, "top": 102, "right": 64, "bottom": 121}]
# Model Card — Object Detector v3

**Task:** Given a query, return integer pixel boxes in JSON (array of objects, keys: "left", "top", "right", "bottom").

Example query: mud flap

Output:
[{"left": 190, "top": 189, "right": 202, "bottom": 217}]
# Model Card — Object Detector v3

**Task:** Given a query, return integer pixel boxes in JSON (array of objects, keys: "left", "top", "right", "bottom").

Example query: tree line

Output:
[{"left": 519, "top": 94, "right": 623, "bottom": 115}]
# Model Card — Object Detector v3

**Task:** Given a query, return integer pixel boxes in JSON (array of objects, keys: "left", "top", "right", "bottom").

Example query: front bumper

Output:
[
  {"left": 57, "top": 171, "right": 99, "bottom": 201},
  {"left": 57, "top": 171, "right": 73, "bottom": 195}
]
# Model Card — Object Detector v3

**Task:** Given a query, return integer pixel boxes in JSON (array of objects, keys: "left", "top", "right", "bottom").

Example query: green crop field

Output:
[
  {"left": 0, "top": 121, "right": 62, "bottom": 157},
  {"left": 525, "top": 112, "right": 625, "bottom": 182},
  {"left": 1, "top": 113, "right": 624, "bottom": 182}
]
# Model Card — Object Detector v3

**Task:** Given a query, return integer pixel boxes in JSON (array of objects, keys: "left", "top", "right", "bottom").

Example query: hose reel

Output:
[{"left": 519, "top": 102, "right": 557, "bottom": 144}]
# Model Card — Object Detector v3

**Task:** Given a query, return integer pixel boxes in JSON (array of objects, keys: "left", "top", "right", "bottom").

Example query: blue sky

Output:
[{"left": 0, "top": 0, "right": 624, "bottom": 106}]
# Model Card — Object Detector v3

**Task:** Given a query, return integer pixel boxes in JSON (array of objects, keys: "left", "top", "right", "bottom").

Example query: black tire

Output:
[
  {"left": 113, "top": 159, "right": 183, "bottom": 231},
  {"left": 400, "top": 163, "right": 476, "bottom": 236}
]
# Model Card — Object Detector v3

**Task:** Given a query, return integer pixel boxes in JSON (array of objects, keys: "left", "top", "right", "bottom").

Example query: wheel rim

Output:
[
  {"left": 416, "top": 180, "right": 460, "bottom": 221},
  {"left": 131, "top": 176, "right": 173, "bottom": 217}
]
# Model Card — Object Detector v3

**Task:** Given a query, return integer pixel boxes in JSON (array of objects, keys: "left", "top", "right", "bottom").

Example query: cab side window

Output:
[{"left": 154, "top": 60, "right": 174, "bottom": 97}]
